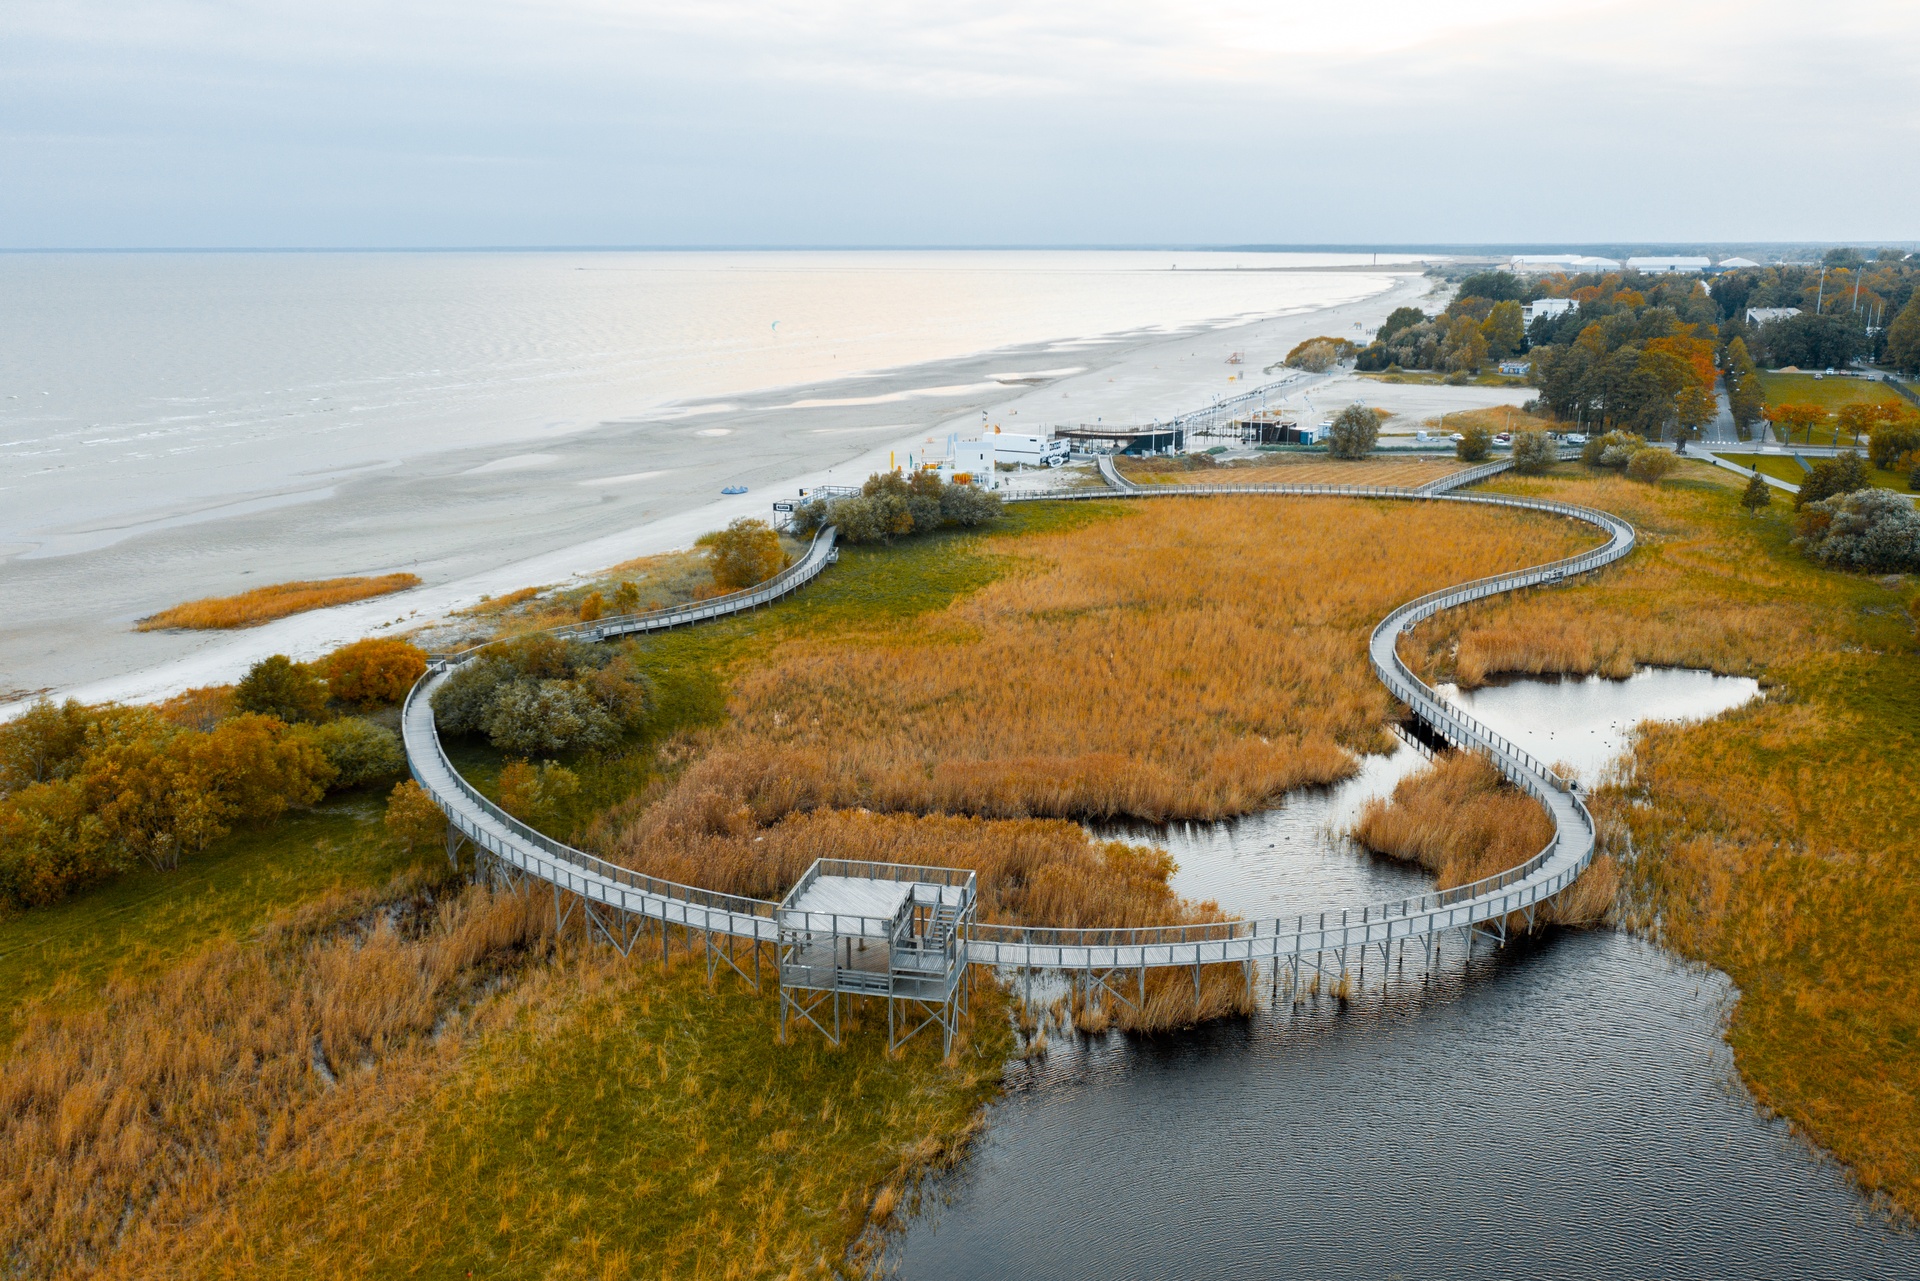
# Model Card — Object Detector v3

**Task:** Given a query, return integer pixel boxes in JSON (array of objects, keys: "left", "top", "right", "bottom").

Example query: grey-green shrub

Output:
[{"left": 293, "top": 718, "right": 406, "bottom": 790}]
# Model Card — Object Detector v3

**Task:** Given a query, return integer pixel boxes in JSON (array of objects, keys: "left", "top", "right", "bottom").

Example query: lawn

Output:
[
  {"left": 1715, "top": 451, "right": 1913, "bottom": 495},
  {"left": 1759, "top": 371, "right": 1906, "bottom": 445}
]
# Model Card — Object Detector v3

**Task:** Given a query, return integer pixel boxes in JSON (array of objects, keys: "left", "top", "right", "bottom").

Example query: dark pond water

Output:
[{"left": 888, "top": 671, "right": 1917, "bottom": 1279}]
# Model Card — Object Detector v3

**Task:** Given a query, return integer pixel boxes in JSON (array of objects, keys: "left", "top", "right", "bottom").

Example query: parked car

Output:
[
  {"left": 1494, "top": 432, "right": 1512, "bottom": 445},
  {"left": 1565, "top": 433, "right": 1588, "bottom": 445}
]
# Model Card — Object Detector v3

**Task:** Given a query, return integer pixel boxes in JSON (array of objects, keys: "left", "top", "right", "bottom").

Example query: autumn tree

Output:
[
  {"left": 384, "top": 779, "right": 446, "bottom": 854},
  {"left": 1741, "top": 471, "right": 1773, "bottom": 512},
  {"left": 321, "top": 638, "right": 427, "bottom": 708},
  {"left": 1440, "top": 315, "right": 1489, "bottom": 374},
  {"left": 1510, "top": 430, "right": 1555, "bottom": 473},
  {"left": 1327, "top": 404, "right": 1380, "bottom": 459},
  {"left": 611, "top": 581, "right": 640, "bottom": 614},
  {"left": 1481, "top": 300, "right": 1526, "bottom": 358},
  {"left": 1795, "top": 451, "right": 1868, "bottom": 508},
  {"left": 233, "top": 655, "right": 329, "bottom": 724},
  {"left": 698, "top": 518, "right": 788, "bottom": 590},
  {"left": 0, "top": 700, "right": 92, "bottom": 795},
  {"left": 496, "top": 759, "right": 581, "bottom": 831},
  {"left": 1763, "top": 402, "right": 1826, "bottom": 446},
  {"left": 1626, "top": 449, "right": 1679, "bottom": 484},
  {"left": 578, "top": 592, "right": 605, "bottom": 622}
]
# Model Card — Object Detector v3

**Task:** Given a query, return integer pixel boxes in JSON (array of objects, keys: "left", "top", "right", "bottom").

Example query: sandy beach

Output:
[{"left": 1, "top": 267, "right": 1444, "bottom": 713}]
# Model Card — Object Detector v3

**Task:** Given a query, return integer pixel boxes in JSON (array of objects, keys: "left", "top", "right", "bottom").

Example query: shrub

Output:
[
  {"left": 482, "top": 682, "right": 620, "bottom": 757},
  {"left": 1794, "top": 450, "right": 1868, "bottom": 509},
  {"left": 938, "top": 481, "right": 1002, "bottom": 526},
  {"left": 233, "top": 655, "right": 330, "bottom": 724},
  {"left": 1283, "top": 337, "right": 1358, "bottom": 371},
  {"left": 578, "top": 592, "right": 605, "bottom": 622},
  {"left": 496, "top": 759, "right": 581, "bottom": 830},
  {"left": 384, "top": 779, "right": 445, "bottom": 854},
  {"left": 1510, "top": 430, "right": 1554, "bottom": 474},
  {"left": 1910, "top": 458, "right": 1920, "bottom": 492},
  {"left": 1327, "top": 404, "right": 1380, "bottom": 459},
  {"left": 1626, "top": 449, "right": 1678, "bottom": 483},
  {"left": 698, "top": 518, "right": 788, "bottom": 590},
  {"left": 1741, "top": 471, "right": 1773, "bottom": 512},
  {"left": 1582, "top": 430, "right": 1644, "bottom": 469},
  {"left": 1456, "top": 426, "right": 1492, "bottom": 462},
  {"left": 0, "top": 699, "right": 93, "bottom": 796},
  {"left": 800, "top": 472, "right": 1001, "bottom": 544},
  {"left": 291, "top": 718, "right": 406, "bottom": 790},
  {"left": 320, "top": 638, "right": 428, "bottom": 708},
  {"left": 156, "top": 686, "right": 235, "bottom": 731},
  {"left": 611, "top": 580, "right": 640, "bottom": 614},
  {"left": 1865, "top": 421, "right": 1920, "bottom": 470},
  {"left": 430, "top": 637, "right": 651, "bottom": 754},
  {"left": 1793, "top": 487, "right": 1920, "bottom": 571}
]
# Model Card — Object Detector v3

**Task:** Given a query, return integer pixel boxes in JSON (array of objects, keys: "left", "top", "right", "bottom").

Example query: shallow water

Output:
[{"left": 889, "top": 671, "right": 1918, "bottom": 1278}]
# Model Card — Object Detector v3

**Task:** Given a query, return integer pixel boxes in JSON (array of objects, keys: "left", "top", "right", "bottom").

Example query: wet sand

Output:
[{"left": 1, "top": 272, "right": 1440, "bottom": 712}]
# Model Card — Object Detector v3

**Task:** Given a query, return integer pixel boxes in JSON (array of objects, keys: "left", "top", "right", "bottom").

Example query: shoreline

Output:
[{"left": 1, "top": 271, "right": 1436, "bottom": 714}]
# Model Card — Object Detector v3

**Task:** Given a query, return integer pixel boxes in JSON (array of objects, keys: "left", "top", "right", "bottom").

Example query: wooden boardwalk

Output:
[{"left": 402, "top": 449, "right": 1634, "bottom": 986}]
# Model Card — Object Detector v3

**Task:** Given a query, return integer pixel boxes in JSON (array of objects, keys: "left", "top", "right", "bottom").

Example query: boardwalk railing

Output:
[{"left": 401, "top": 453, "right": 1634, "bottom": 971}]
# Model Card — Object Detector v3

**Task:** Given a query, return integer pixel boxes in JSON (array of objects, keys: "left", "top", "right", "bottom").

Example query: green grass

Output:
[
  {"left": 0, "top": 787, "right": 433, "bottom": 1031},
  {"left": 1357, "top": 370, "right": 1529, "bottom": 388},
  {"left": 1716, "top": 452, "right": 1914, "bottom": 495}
]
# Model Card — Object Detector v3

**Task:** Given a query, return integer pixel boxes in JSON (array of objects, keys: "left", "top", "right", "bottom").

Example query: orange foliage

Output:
[
  {"left": 320, "top": 638, "right": 428, "bottom": 707},
  {"left": 137, "top": 575, "right": 422, "bottom": 631}
]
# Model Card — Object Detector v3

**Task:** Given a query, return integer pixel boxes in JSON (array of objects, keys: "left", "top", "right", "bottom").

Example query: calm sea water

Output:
[{"left": 0, "top": 250, "right": 1394, "bottom": 548}]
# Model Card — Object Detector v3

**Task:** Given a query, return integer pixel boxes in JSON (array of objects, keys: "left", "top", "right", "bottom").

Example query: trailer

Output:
[{"left": 985, "top": 432, "right": 1070, "bottom": 467}]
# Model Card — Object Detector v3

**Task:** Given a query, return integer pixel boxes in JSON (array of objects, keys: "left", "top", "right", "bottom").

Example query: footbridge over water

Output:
[{"left": 401, "top": 449, "right": 1634, "bottom": 1045}]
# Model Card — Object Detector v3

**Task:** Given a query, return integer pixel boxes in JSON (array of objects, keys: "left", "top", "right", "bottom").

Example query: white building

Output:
[
  {"left": 1745, "top": 307, "right": 1802, "bottom": 327},
  {"left": 1718, "top": 257, "right": 1761, "bottom": 269},
  {"left": 1521, "top": 297, "right": 1577, "bottom": 326},
  {"left": 1625, "top": 256, "right": 1711, "bottom": 274},
  {"left": 1509, "top": 254, "right": 1622, "bottom": 273}
]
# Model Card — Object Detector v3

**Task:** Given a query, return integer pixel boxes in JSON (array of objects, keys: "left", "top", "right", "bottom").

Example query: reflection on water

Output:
[
  {"left": 1437, "top": 666, "right": 1762, "bottom": 784},
  {"left": 887, "top": 670, "right": 1919, "bottom": 1280}
]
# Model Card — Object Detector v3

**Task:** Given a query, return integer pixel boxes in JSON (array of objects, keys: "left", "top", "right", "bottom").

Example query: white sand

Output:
[{"left": 4, "top": 271, "right": 1476, "bottom": 716}]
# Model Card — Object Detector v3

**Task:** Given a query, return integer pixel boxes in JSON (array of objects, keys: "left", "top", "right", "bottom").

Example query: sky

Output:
[{"left": 3, "top": 0, "right": 1917, "bottom": 248}]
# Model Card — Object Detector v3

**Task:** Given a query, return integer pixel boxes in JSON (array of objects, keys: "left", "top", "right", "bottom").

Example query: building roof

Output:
[{"left": 1719, "top": 257, "right": 1761, "bottom": 268}]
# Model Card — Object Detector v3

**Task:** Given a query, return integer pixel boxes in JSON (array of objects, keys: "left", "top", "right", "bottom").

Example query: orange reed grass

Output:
[{"left": 136, "top": 574, "right": 421, "bottom": 631}]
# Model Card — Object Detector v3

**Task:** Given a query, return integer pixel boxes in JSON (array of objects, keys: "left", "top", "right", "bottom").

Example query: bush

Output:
[
  {"left": 384, "top": 780, "right": 445, "bottom": 854},
  {"left": 1582, "top": 430, "right": 1644, "bottom": 469},
  {"left": 482, "top": 681, "right": 620, "bottom": 757},
  {"left": 1741, "top": 471, "right": 1773, "bottom": 512},
  {"left": 1865, "top": 422, "right": 1919, "bottom": 470},
  {"left": 0, "top": 699, "right": 93, "bottom": 796},
  {"left": 291, "top": 718, "right": 406, "bottom": 790},
  {"left": 698, "top": 518, "right": 788, "bottom": 590},
  {"left": 578, "top": 592, "right": 605, "bottom": 622},
  {"left": 320, "top": 638, "right": 427, "bottom": 708},
  {"left": 1510, "top": 430, "right": 1554, "bottom": 474},
  {"left": 800, "top": 471, "right": 1002, "bottom": 545},
  {"left": 1283, "top": 337, "right": 1358, "bottom": 371},
  {"left": 1456, "top": 426, "right": 1492, "bottom": 462},
  {"left": 1327, "top": 404, "right": 1380, "bottom": 459},
  {"left": 1794, "top": 450, "right": 1868, "bottom": 509},
  {"left": 496, "top": 759, "right": 581, "bottom": 830},
  {"left": 431, "top": 636, "right": 652, "bottom": 755},
  {"left": 233, "top": 655, "right": 330, "bottom": 724},
  {"left": 1793, "top": 487, "right": 1920, "bottom": 571},
  {"left": 611, "top": 581, "right": 640, "bottom": 614},
  {"left": 1626, "top": 449, "right": 1678, "bottom": 483}
]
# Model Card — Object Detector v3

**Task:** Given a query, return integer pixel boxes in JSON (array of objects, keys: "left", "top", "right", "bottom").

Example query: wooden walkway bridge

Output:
[{"left": 401, "top": 447, "right": 1634, "bottom": 1043}]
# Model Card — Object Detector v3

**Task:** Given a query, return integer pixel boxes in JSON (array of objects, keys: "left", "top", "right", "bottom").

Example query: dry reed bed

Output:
[
  {"left": 0, "top": 870, "right": 555, "bottom": 1279},
  {"left": 590, "top": 498, "right": 1599, "bottom": 1027},
  {"left": 1405, "top": 463, "right": 1920, "bottom": 1213},
  {"left": 136, "top": 574, "right": 421, "bottom": 631},
  {"left": 1121, "top": 455, "right": 1472, "bottom": 489}
]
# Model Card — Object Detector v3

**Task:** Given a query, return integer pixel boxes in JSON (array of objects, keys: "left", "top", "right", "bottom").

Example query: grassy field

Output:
[
  {"left": 1713, "top": 452, "right": 1913, "bottom": 495},
  {"left": 1356, "top": 370, "right": 1531, "bottom": 388},
  {"left": 1401, "top": 459, "right": 1920, "bottom": 1214},
  {"left": 1760, "top": 371, "right": 1905, "bottom": 411},
  {"left": 0, "top": 788, "right": 429, "bottom": 1033}
]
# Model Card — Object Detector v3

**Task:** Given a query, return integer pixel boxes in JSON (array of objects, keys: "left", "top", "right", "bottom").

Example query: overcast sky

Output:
[{"left": 4, "top": 0, "right": 1915, "bottom": 248}]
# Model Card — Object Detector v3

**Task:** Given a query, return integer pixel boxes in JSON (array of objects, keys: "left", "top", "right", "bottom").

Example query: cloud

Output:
[{"left": 2, "top": 0, "right": 1916, "bottom": 244}]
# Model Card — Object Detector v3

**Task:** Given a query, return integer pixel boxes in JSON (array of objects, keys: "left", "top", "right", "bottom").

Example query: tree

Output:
[
  {"left": 1793, "top": 487, "right": 1920, "bottom": 571},
  {"left": 497, "top": 759, "right": 580, "bottom": 830},
  {"left": 1724, "top": 337, "right": 1765, "bottom": 440},
  {"left": 611, "top": 581, "right": 640, "bottom": 614},
  {"left": 481, "top": 681, "right": 620, "bottom": 756},
  {"left": 1741, "top": 471, "right": 1773, "bottom": 513},
  {"left": 233, "top": 655, "right": 329, "bottom": 724},
  {"left": 1886, "top": 293, "right": 1920, "bottom": 377},
  {"left": 1863, "top": 409, "right": 1919, "bottom": 467},
  {"left": 1327, "top": 404, "right": 1380, "bottom": 459},
  {"left": 384, "top": 780, "right": 445, "bottom": 854},
  {"left": 698, "top": 518, "right": 788, "bottom": 590},
  {"left": 0, "top": 699, "right": 92, "bottom": 795},
  {"left": 1795, "top": 450, "right": 1868, "bottom": 508},
  {"left": 1763, "top": 402, "right": 1826, "bottom": 445},
  {"left": 578, "top": 592, "right": 605, "bottom": 622},
  {"left": 1510, "top": 430, "right": 1555, "bottom": 473},
  {"left": 1456, "top": 425, "right": 1492, "bottom": 462},
  {"left": 321, "top": 638, "right": 427, "bottom": 708},
  {"left": 1481, "top": 301, "right": 1526, "bottom": 358},
  {"left": 1377, "top": 306, "right": 1426, "bottom": 345},
  {"left": 1440, "top": 315, "right": 1489, "bottom": 373},
  {"left": 290, "top": 717, "right": 405, "bottom": 790}
]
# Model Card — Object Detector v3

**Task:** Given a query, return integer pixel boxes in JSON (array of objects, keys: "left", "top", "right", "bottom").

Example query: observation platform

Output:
[{"left": 777, "top": 860, "right": 976, "bottom": 1053}]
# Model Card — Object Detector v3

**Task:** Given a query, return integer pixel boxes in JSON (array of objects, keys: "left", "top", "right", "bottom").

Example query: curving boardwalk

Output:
[{"left": 402, "top": 454, "right": 1634, "bottom": 982}]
